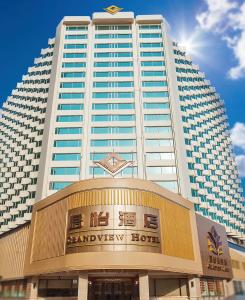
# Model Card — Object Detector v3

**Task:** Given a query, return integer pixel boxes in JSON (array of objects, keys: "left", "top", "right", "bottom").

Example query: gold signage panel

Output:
[{"left": 66, "top": 205, "right": 161, "bottom": 253}]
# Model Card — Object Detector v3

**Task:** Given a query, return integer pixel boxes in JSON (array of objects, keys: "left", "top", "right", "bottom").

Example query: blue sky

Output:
[{"left": 0, "top": 0, "right": 244, "bottom": 193}]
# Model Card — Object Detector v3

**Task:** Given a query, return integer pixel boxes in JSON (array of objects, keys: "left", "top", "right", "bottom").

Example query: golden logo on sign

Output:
[
  {"left": 94, "top": 153, "right": 132, "bottom": 176},
  {"left": 104, "top": 5, "right": 123, "bottom": 15}
]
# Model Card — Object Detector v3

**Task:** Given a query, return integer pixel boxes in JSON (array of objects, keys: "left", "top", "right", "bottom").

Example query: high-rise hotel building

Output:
[{"left": 0, "top": 11, "right": 244, "bottom": 300}]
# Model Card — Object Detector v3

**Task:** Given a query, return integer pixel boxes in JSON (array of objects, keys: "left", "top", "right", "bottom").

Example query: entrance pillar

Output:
[
  {"left": 139, "top": 273, "right": 150, "bottom": 300},
  {"left": 27, "top": 277, "right": 38, "bottom": 300},
  {"left": 78, "top": 273, "right": 88, "bottom": 300},
  {"left": 188, "top": 277, "right": 201, "bottom": 300},
  {"left": 224, "top": 279, "right": 235, "bottom": 297}
]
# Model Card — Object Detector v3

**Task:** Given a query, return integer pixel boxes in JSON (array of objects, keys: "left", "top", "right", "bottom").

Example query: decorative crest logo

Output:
[
  {"left": 94, "top": 152, "right": 132, "bottom": 176},
  {"left": 207, "top": 226, "right": 223, "bottom": 256},
  {"left": 104, "top": 5, "right": 123, "bottom": 15}
]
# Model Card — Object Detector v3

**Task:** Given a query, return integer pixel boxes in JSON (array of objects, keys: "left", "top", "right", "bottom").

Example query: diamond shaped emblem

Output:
[
  {"left": 104, "top": 5, "right": 123, "bottom": 15},
  {"left": 95, "top": 153, "right": 132, "bottom": 176}
]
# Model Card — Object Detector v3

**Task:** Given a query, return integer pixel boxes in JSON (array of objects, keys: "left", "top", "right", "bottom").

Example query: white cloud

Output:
[
  {"left": 231, "top": 122, "right": 245, "bottom": 177},
  {"left": 196, "top": 0, "right": 245, "bottom": 79}
]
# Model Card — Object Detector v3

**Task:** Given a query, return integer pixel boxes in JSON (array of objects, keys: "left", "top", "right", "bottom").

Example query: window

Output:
[
  {"left": 92, "top": 103, "right": 135, "bottom": 110},
  {"left": 154, "top": 181, "right": 178, "bottom": 192},
  {"left": 142, "top": 81, "right": 167, "bottom": 87},
  {"left": 52, "top": 153, "right": 81, "bottom": 161},
  {"left": 94, "top": 52, "right": 132, "bottom": 58},
  {"left": 49, "top": 182, "right": 73, "bottom": 190},
  {"left": 94, "top": 71, "right": 133, "bottom": 77},
  {"left": 92, "top": 92, "right": 134, "bottom": 99},
  {"left": 95, "top": 43, "right": 132, "bottom": 48},
  {"left": 149, "top": 278, "right": 188, "bottom": 297},
  {"left": 38, "top": 279, "right": 78, "bottom": 297},
  {"left": 91, "top": 139, "right": 136, "bottom": 147},
  {"left": 56, "top": 115, "right": 83, "bottom": 122},
  {"left": 143, "top": 103, "right": 169, "bottom": 109},
  {"left": 59, "top": 93, "right": 84, "bottom": 99},
  {"left": 141, "top": 61, "right": 165, "bottom": 67},
  {"left": 58, "top": 104, "right": 84, "bottom": 110},
  {"left": 140, "top": 51, "right": 164, "bottom": 57},
  {"left": 62, "top": 62, "right": 86, "bottom": 68},
  {"left": 144, "top": 114, "right": 170, "bottom": 121},
  {"left": 146, "top": 152, "right": 175, "bottom": 160},
  {"left": 139, "top": 25, "right": 161, "bottom": 30},
  {"left": 60, "top": 82, "right": 85, "bottom": 88},
  {"left": 90, "top": 152, "right": 136, "bottom": 161},
  {"left": 94, "top": 61, "right": 133, "bottom": 67},
  {"left": 140, "top": 42, "right": 163, "bottom": 48},
  {"left": 66, "top": 26, "right": 87, "bottom": 31},
  {"left": 93, "top": 82, "right": 134, "bottom": 88},
  {"left": 144, "top": 126, "right": 172, "bottom": 133},
  {"left": 142, "top": 71, "right": 166, "bottom": 76},
  {"left": 145, "top": 139, "right": 173, "bottom": 147},
  {"left": 140, "top": 33, "right": 162, "bottom": 38},
  {"left": 95, "top": 25, "right": 131, "bottom": 30},
  {"left": 63, "top": 53, "right": 86, "bottom": 58},
  {"left": 147, "top": 166, "right": 176, "bottom": 174},
  {"left": 54, "top": 140, "right": 81, "bottom": 147},
  {"left": 55, "top": 127, "right": 83, "bottom": 134},
  {"left": 61, "top": 72, "right": 85, "bottom": 78},
  {"left": 91, "top": 127, "right": 135, "bottom": 134},
  {"left": 64, "top": 44, "right": 87, "bottom": 49},
  {"left": 51, "top": 167, "right": 80, "bottom": 175},
  {"left": 92, "top": 115, "right": 135, "bottom": 122},
  {"left": 95, "top": 33, "right": 132, "bottom": 39},
  {"left": 200, "top": 279, "right": 224, "bottom": 297},
  {"left": 65, "top": 34, "right": 87, "bottom": 39}
]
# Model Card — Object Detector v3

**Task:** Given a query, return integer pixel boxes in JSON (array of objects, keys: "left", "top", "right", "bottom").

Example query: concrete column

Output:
[
  {"left": 78, "top": 273, "right": 88, "bottom": 300},
  {"left": 224, "top": 279, "right": 235, "bottom": 298},
  {"left": 139, "top": 273, "right": 150, "bottom": 300},
  {"left": 188, "top": 277, "right": 201, "bottom": 300},
  {"left": 27, "top": 277, "right": 38, "bottom": 300}
]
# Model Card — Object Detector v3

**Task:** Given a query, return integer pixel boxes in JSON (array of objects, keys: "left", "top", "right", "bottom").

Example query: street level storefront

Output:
[{"left": 0, "top": 178, "right": 242, "bottom": 300}]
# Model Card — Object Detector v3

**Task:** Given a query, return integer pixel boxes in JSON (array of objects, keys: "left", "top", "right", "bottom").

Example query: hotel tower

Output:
[{"left": 0, "top": 10, "right": 244, "bottom": 300}]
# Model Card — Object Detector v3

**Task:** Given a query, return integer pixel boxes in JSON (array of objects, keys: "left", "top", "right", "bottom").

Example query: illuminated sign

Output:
[{"left": 66, "top": 205, "right": 161, "bottom": 254}]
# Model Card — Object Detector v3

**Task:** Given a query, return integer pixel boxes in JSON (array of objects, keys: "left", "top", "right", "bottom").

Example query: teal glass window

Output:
[
  {"left": 95, "top": 34, "right": 132, "bottom": 39},
  {"left": 142, "top": 81, "right": 167, "bottom": 87},
  {"left": 63, "top": 53, "right": 86, "bottom": 58},
  {"left": 92, "top": 92, "right": 134, "bottom": 99},
  {"left": 66, "top": 26, "right": 88, "bottom": 31},
  {"left": 93, "top": 71, "right": 133, "bottom": 77},
  {"left": 93, "top": 81, "right": 134, "bottom": 88},
  {"left": 55, "top": 127, "right": 83, "bottom": 134},
  {"left": 56, "top": 115, "right": 83, "bottom": 122},
  {"left": 64, "top": 44, "right": 87, "bottom": 49},
  {"left": 92, "top": 115, "right": 135, "bottom": 122},
  {"left": 65, "top": 34, "right": 87, "bottom": 39},
  {"left": 92, "top": 103, "right": 135, "bottom": 110},
  {"left": 140, "top": 33, "right": 162, "bottom": 38},
  {"left": 95, "top": 43, "right": 132, "bottom": 49},
  {"left": 146, "top": 166, "right": 176, "bottom": 174},
  {"left": 51, "top": 167, "right": 80, "bottom": 175},
  {"left": 90, "top": 152, "right": 136, "bottom": 161},
  {"left": 59, "top": 93, "right": 84, "bottom": 99},
  {"left": 94, "top": 52, "right": 132, "bottom": 58},
  {"left": 50, "top": 182, "right": 73, "bottom": 190},
  {"left": 140, "top": 52, "right": 164, "bottom": 57},
  {"left": 140, "top": 42, "right": 163, "bottom": 48},
  {"left": 91, "top": 139, "right": 136, "bottom": 147},
  {"left": 52, "top": 153, "right": 81, "bottom": 161},
  {"left": 139, "top": 25, "right": 161, "bottom": 30},
  {"left": 94, "top": 61, "right": 133, "bottom": 67},
  {"left": 146, "top": 152, "right": 175, "bottom": 160},
  {"left": 60, "top": 82, "right": 85, "bottom": 88},
  {"left": 62, "top": 62, "right": 86, "bottom": 68},
  {"left": 58, "top": 104, "right": 84, "bottom": 110},
  {"left": 54, "top": 140, "right": 82, "bottom": 147},
  {"left": 144, "top": 114, "right": 170, "bottom": 121},
  {"left": 61, "top": 72, "right": 85, "bottom": 78},
  {"left": 144, "top": 126, "right": 172, "bottom": 133},
  {"left": 143, "top": 91, "right": 169, "bottom": 98},
  {"left": 91, "top": 127, "right": 135, "bottom": 134},
  {"left": 141, "top": 61, "right": 165, "bottom": 67},
  {"left": 142, "top": 71, "right": 166, "bottom": 76},
  {"left": 154, "top": 181, "right": 178, "bottom": 191},
  {"left": 143, "top": 103, "right": 169, "bottom": 109},
  {"left": 145, "top": 139, "right": 173, "bottom": 146}
]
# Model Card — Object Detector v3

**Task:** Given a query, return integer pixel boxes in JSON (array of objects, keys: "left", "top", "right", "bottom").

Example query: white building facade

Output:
[{"left": 0, "top": 12, "right": 244, "bottom": 241}]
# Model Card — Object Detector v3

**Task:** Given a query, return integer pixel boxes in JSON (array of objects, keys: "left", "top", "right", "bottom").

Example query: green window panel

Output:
[
  {"left": 51, "top": 167, "right": 80, "bottom": 175},
  {"left": 55, "top": 127, "right": 83, "bottom": 134},
  {"left": 56, "top": 115, "right": 83, "bottom": 122},
  {"left": 62, "top": 62, "right": 86, "bottom": 68},
  {"left": 52, "top": 153, "right": 81, "bottom": 161},
  {"left": 57, "top": 104, "right": 84, "bottom": 110},
  {"left": 60, "top": 82, "right": 85, "bottom": 88},
  {"left": 65, "top": 34, "right": 87, "bottom": 39},
  {"left": 64, "top": 44, "right": 87, "bottom": 49},
  {"left": 63, "top": 53, "right": 86, "bottom": 58},
  {"left": 50, "top": 182, "right": 73, "bottom": 190},
  {"left": 94, "top": 52, "right": 133, "bottom": 58},
  {"left": 92, "top": 103, "right": 135, "bottom": 110},
  {"left": 93, "top": 81, "right": 134, "bottom": 88},
  {"left": 145, "top": 139, "right": 173, "bottom": 147},
  {"left": 141, "top": 61, "right": 165, "bottom": 67},
  {"left": 59, "top": 93, "right": 84, "bottom": 99},
  {"left": 144, "top": 114, "right": 170, "bottom": 121},
  {"left": 147, "top": 166, "right": 176, "bottom": 174},
  {"left": 66, "top": 26, "right": 88, "bottom": 31},
  {"left": 92, "top": 92, "right": 134, "bottom": 99},
  {"left": 95, "top": 43, "right": 132, "bottom": 49},
  {"left": 91, "top": 139, "right": 136, "bottom": 147},
  {"left": 92, "top": 115, "right": 135, "bottom": 122},
  {"left": 61, "top": 72, "right": 85, "bottom": 78},
  {"left": 142, "top": 71, "right": 166, "bottom": 76},
  {"left": 140, "top": 43, "right": 163, "bottom": 48},
  {"left": 140, "top": 51, "right": 164, "bottom": 57},
  {"left": 54, "top": 140, "right": 82, "bottom": 147},
  {"left": 91, "top": 127, "right": 135, "bottom": 134},
  {"left": 144, "top": 126, "right": 172, "bottom": 133},
  {"left": 143, "top": 103, "right": 169, "bottom": 109}
]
